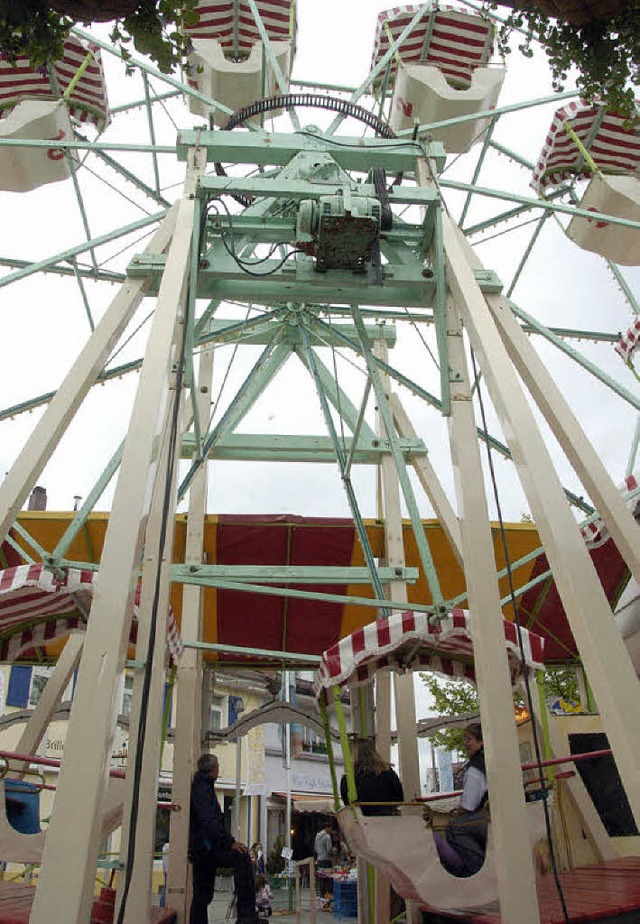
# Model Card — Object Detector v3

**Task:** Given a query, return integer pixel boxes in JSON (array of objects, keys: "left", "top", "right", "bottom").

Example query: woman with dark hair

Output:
[
  {"left": 426, "top": 723, "right": 488, "bottom": 878},
  {"left": 340, "top": 738, "right": 404, "bottom": 816}
]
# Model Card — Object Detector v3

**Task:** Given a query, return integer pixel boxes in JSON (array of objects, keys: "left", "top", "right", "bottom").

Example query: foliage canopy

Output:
[
  {"left": 0, "top": 0, "right": 199, "bottom": 74},
  {"left": 420, "top": 669, "right": 579, "bottom": 754},
  {"left": 489, "top": 2, "right": 640, "bottom": 119}
]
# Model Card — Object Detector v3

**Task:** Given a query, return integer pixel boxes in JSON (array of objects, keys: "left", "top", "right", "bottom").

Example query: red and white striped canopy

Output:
[
  {"left": 0, "top": 36, "right": 110, "bottom": 130},
  {"left": 0, "top": 564, "right": 182, "bottom": 664},
  {"left": 532, "top": 101, "right": 640, "bottom": 192},
  {"left": 186, "top": 0, "right": 295, "bottom": 51},
  {"left": 616, "top": 320, "right": 640, "bottom": 365},
  {"left": 315, "top": 608, "right": 545, "bottom": 693},
  {"left": 580, "top": 474, "right": 640, "bottom": 549},
  {"left": 371, "top": 5, "right": 495, "bottom": 90}
]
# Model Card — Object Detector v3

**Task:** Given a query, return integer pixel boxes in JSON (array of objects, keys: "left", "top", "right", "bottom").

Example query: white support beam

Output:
[
  {"left": 441, "top": 207, "right": 640, "bottom": 840},
  {"left": 486, "top": 292, "right": 640, "bottom": 585},
  {"left": 390, "top": 393, "right": 463, "bottom": 566},
  {"left": 373, "top": 339, "right": 420, "bottom": 924},
  {"left": 444, "top": 294, "right": 541, "bottom": 923},
  {"left": 0, "top": 209, "right": 178, "bottom": 544},
  {"left": 116, "top": 394, "right": 183, "bottom": 923},
  {"left": 168, "top": 342, "right": 214, "bottom": 923},
  {"left": 372, "top": 341, "right": 421, "bottom": 803},
  {"left": 30, "top": 148, "right": 205, "bottom": 924}
]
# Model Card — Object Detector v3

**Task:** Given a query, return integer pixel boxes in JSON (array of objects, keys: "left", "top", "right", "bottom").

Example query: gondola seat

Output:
[
  {"left": 0, "top": 100, "right": 74, "bottom": 193},
  {"left": 186, "top": 38, "right": 291, "bottom": 125},
  {"left": 338, "top": 799, "right": 547, "bottom": 914},
  {"left": 566, "top": 174, "right": 640, "bottom": 266},
  {"left": 389, "top": 64, "right": 505, "bottom": 154}
]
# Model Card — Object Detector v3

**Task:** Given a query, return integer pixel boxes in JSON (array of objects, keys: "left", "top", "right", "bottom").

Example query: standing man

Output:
[
  {"left": 189, "top": 753, "right": 257, "bottom": 924},
  {"left": 314, "top": 823, "right": 333, "bottom": 870}
]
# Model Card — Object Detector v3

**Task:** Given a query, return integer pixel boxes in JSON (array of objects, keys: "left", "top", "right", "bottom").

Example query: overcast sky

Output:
[{"left": 0, "top": 0, "right": 638, "bottom": 531}]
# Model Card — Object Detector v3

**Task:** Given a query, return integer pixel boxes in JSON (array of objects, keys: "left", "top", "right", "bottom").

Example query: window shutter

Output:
[{"left": 6, "top": 666, "right": 32, "bottom": 708}]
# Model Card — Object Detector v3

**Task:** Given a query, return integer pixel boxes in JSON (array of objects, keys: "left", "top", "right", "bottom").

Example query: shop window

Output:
[
  {"left": 121, "top": 674, "right": 134, "bottom": 718},
  {"left": 29, "top": 667, "right": 53, "bottom": 708},
  {"left": 210, "top": 694, "right": 225, "bottom": 731}
]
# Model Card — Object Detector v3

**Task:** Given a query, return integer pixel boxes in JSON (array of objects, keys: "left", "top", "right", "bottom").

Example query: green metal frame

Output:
[{"left": 0, "top": 3, "right": 637, "bottom": 675}]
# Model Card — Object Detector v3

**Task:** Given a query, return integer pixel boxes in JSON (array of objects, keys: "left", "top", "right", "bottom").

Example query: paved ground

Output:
[{"left": 206, "top": 886, "right": 357, "bottom": 924}]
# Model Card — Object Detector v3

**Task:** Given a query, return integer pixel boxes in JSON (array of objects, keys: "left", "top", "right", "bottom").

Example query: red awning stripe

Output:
[
  {"left": 0, "top": 564, "right": 182, "bottom": 663},
  {"left": 371, "top": 5, "right": 494, "bottom": 89},
  {"left": 187, "top": 0, "right": 294, "bottom": 46},
  {"left": 0, "top": 36, "right": 110, "bottom": 130},
  {"left": 532, "top": 101, "right": 640, "bottom": 192},
  {"left": 616, "top": 318, "right": 640, "bottom": 364},
  {"left": 580, "top": 475, "right": 640, "bottom": 548},
  {"left": 315, "top": 608, "right": 545, "bottom": 692}
]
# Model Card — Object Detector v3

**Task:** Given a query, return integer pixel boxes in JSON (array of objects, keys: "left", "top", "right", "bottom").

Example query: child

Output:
[{"left": 255, "top": 874, "right": 273, "bottom": 917}]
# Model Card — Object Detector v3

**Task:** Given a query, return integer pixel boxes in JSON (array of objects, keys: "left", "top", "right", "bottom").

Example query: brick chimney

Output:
[{"left": 27, "top": 486, "right": 47, "bottom": 511}]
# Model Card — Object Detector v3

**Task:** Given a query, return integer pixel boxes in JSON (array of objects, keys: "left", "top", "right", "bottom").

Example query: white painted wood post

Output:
[
  {"left": 389, "top": 393, "right": 463, "bottom": 566},
  {"left": 486, "top": 290, "right": 640, "bottom": 584},
  {"left": 168, "top": 341, "right": 215, "bottom": 921},
  {"left": 372, "top": 341, "right": 421, "bottom": 804},
  {"left": 441, "top": 209, "right": 640, "bottom": 834},
  {"left": 116, "top": 389, "right": 184, "bottom": 923},
  {"left": 443, "top": 294, "right": 541, "bottom": 923},
  {"left": 30, "top": 148, "right": 205, "bottom": 924},
  {"left": 373, "top": 340, "right": 421, "bottom": 924}
]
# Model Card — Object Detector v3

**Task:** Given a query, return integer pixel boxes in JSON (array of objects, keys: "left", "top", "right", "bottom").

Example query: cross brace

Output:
[
  {"left": 180, "top": 433, "right": 427, "bottom": 463},
  {"left": 177, "top": 129, "right": 447, "bottom": 173}
]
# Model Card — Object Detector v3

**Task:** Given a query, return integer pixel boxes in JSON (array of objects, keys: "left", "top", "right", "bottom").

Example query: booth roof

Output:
[{"left": 0, "top": 511, "right": 630, "bottom": 665}]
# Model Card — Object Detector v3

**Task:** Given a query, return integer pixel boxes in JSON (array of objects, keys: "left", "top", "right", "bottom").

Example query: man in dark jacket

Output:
[{"left": 189, "top": 753, "right": 257, "bottom": 924}]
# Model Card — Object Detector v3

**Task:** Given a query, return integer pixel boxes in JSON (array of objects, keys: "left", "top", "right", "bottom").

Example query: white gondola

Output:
[
  {"left": 532, "top": 101, "right": 640, "bottom": 265},
  {"left": 389, "top": 64, "right": 505, "bottom": 153},
  {"left": 315, "top": 609, "right": 550, "bottom": 916},
  {"left": 185, "top": 0, "right": 296, "bottom": 124},
  {"left": 372, "top": 5, "right": 503, "bottom": 153},
  {"left": 0, "top": 100, "right": 74, "bottom": 193},
  {"left": 566, "top": 174, "right": 640, "bottom": 267},
  {"left": 186, "top": 38, "right": 292, "bottom": 125},
  {"left": 340, "top": 800, "right": 547, "bottom": 913},
  {"left": 0, "top": 35, "right": 109, "bottom": 193}
]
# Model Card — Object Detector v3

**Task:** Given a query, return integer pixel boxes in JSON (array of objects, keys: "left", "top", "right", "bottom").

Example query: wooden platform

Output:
[
  {"left": 0, "top": 879, "right": 177, "bottom": 923},
  {"left": 422, "top": 858, "right": 640, "bottom": 923}
]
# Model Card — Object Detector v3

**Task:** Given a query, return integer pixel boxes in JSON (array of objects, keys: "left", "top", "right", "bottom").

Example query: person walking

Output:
[{"left": 189, "top": 753, "right": 257, "bottom": 924}]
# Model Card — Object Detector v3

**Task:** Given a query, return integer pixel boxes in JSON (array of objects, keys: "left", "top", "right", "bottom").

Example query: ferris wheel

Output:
[{"left": 0, "top": 2, "right": 639, "bottom": 923}]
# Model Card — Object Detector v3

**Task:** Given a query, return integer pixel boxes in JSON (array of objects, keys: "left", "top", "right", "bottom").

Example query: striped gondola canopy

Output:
[
  {"left": 0, "top": 563, "right": 182, "bottom": 664},
  {"left": 370, "top": 4, "right": 495, "bottom": 90},
  {"left": 0, "top": 35, "right": 110, "bottom": 130},
  {"left": 532, "top": 101, "right": 640, "bottom": 192},
  {"left": 186, "top": 0, "right": 296, "bottom": 52},
  {"left": 315, "top": 609, "right": 545, "bottom": 694}
]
